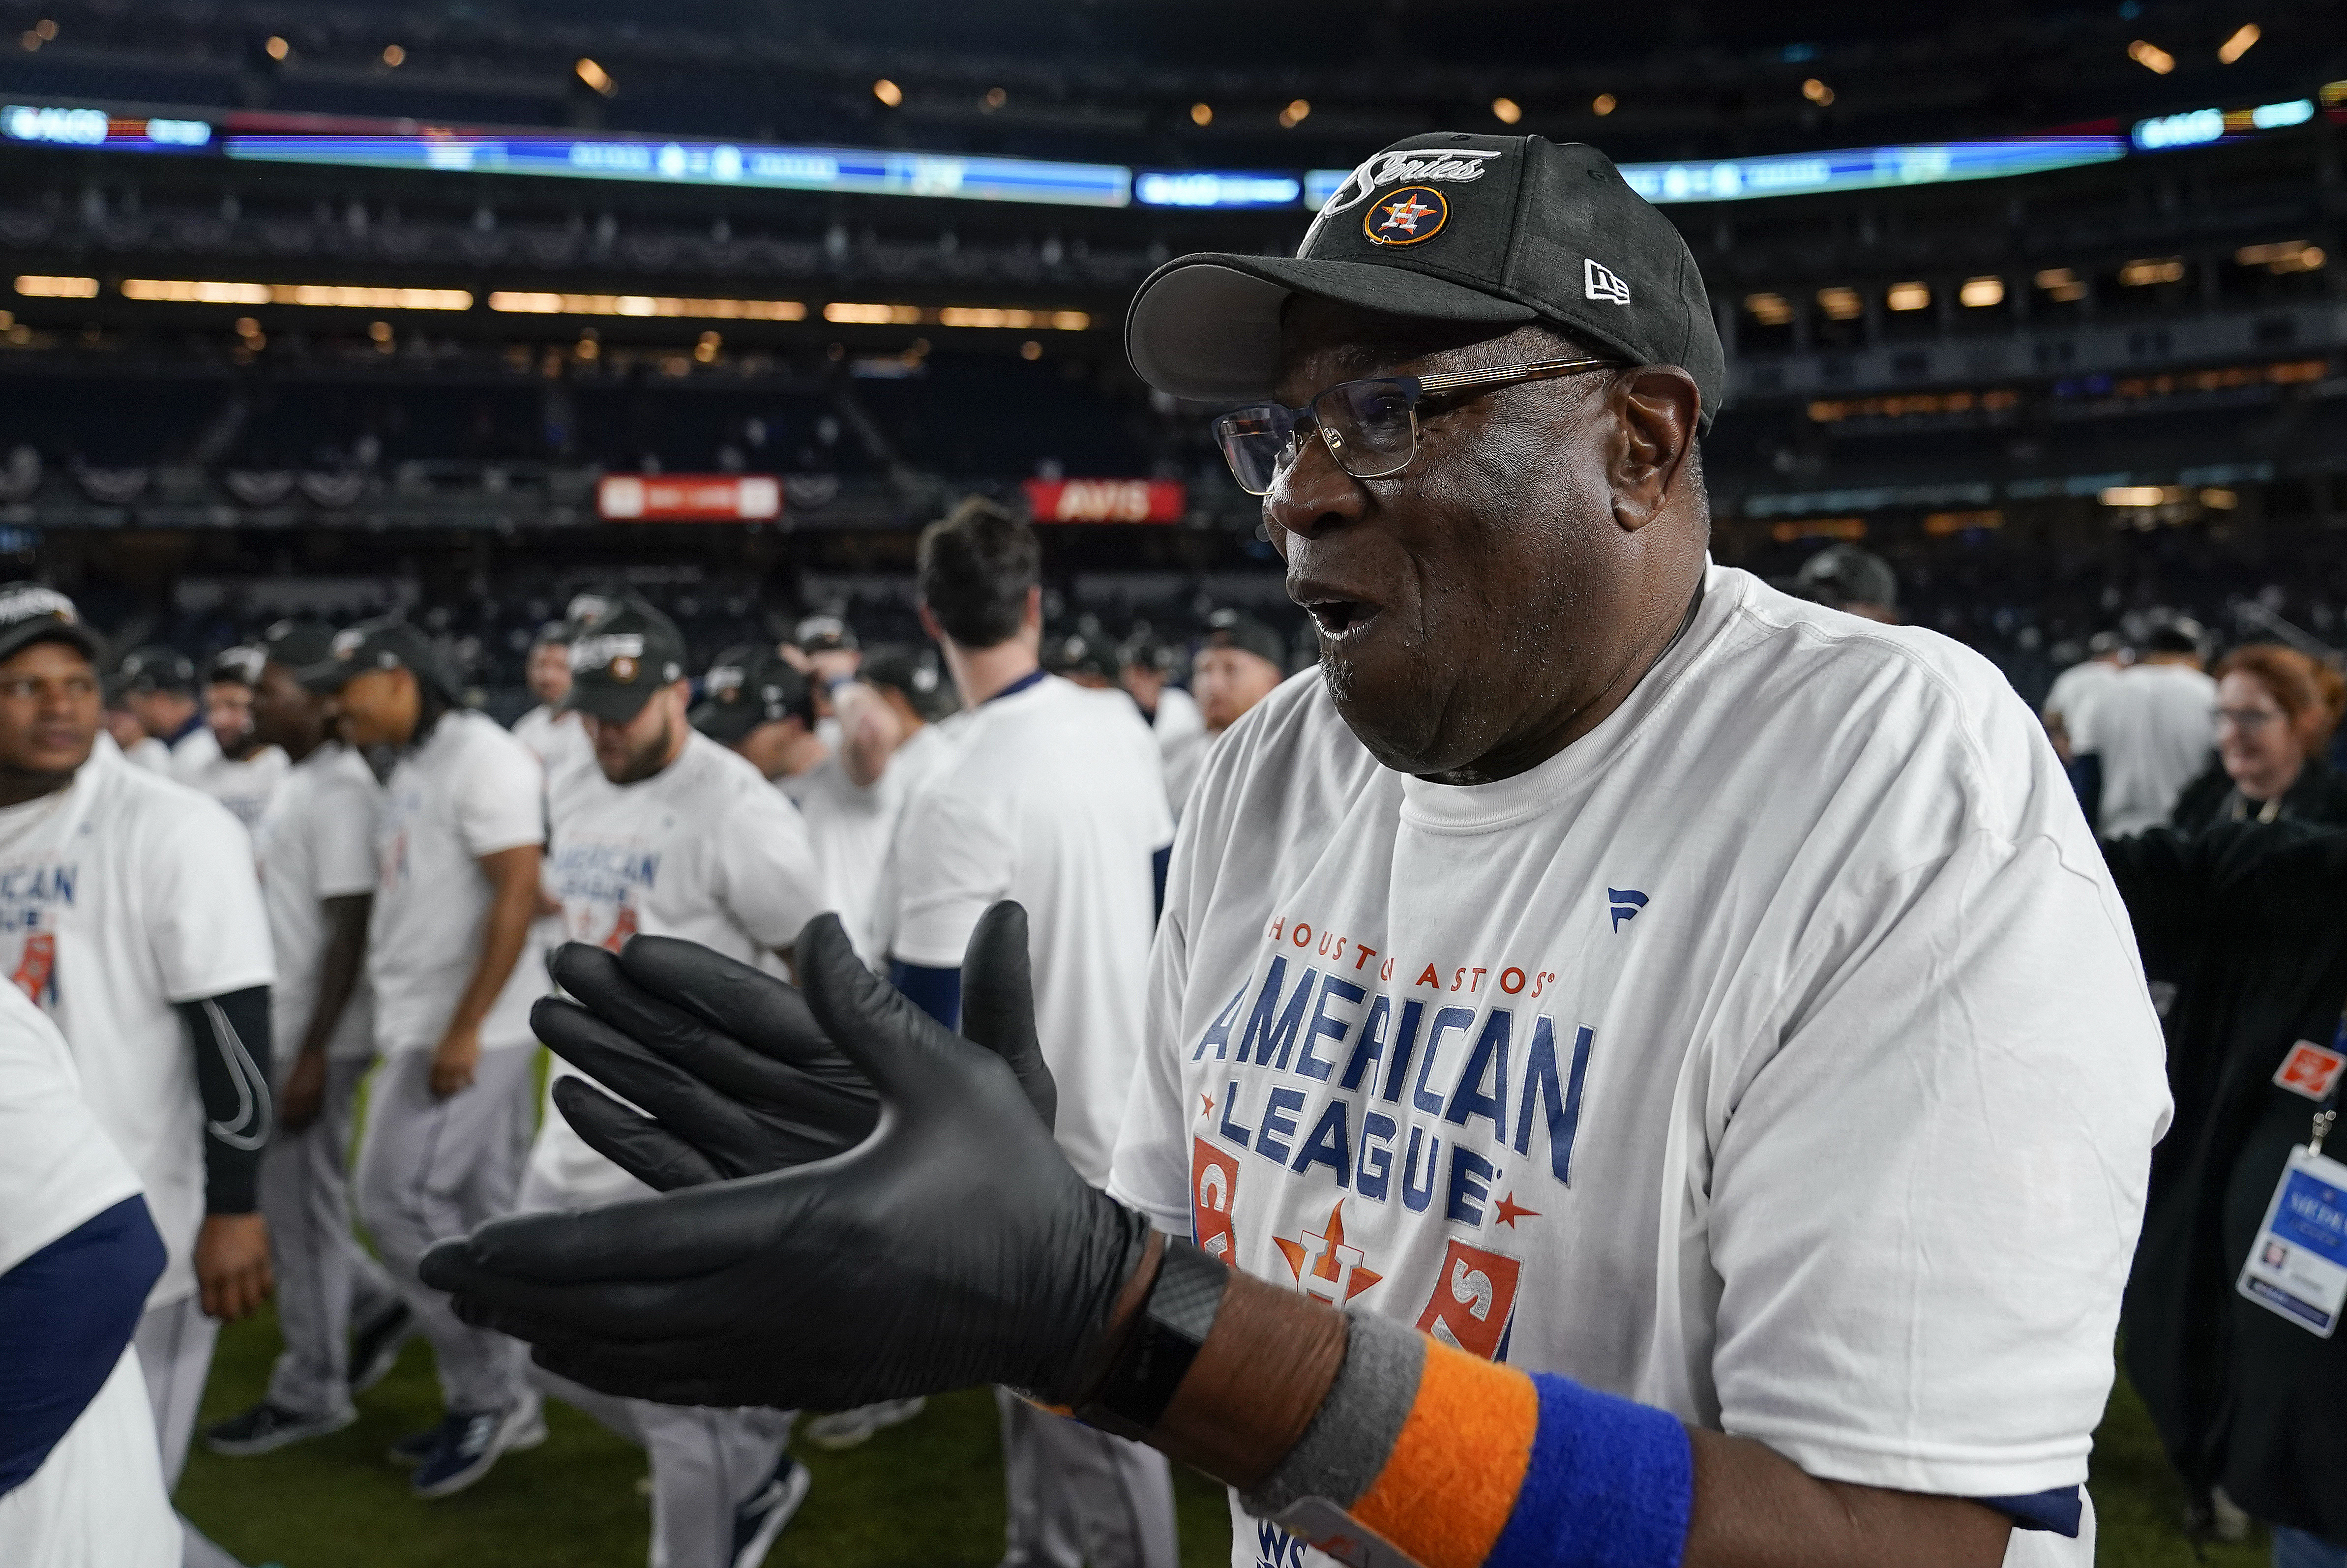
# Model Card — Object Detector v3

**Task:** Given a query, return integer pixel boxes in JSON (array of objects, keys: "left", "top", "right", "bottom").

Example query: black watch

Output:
[{"left": 1075, "top": 1237, "right": 1231, "bottom": 1441}]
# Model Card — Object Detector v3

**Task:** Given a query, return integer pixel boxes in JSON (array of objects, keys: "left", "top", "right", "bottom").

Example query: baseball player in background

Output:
[
  {"left": 309, "top": 618, "right": 549, "bottom": 1498},
  {"left": 690, "top": 645, "right": 832, "bottom": 801},
  {"left": 880, "top": 499, "right": 1179, "bottom": 1568},
  {"left": 171, "top": 647, "right": 289, "bottom": 831},
  {"left": 533, "top": 599, "right": 825, "bottom": 1566},
  {"left": 0, "top": 585, "right": 277, "bottom": 1568},
  {"left": 0, "top": 974, "right": 178, "bottom": 1568},
  {"left": 114, "top": 645, "right": 202, "bottom": 772},
  {"left": 202, "top": 620, "right": 411, "bottom": 1459},
  {"left": 510, "top": 618, "right": 595, "bottom": 797},
  {"left": 1118, "top": 634, "right": 1202, "bottom": 752},
  {"left": 1159, "top": 610, "right": 1286, "bottom": 815}
]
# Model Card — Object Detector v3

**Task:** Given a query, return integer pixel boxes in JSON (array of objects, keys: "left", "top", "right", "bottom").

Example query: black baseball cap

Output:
[
  {"left": 1794, "top": 544, "right": 1898, "bottom": 612},
  {"left": 207, "top": 646, "right": 266, "bottom": 688},
  {"left": 1126, "top": 133, "right": 1723, "bottom": 429},
  {"left": 0, "top": 583, "right": 102, "bottom": 665},
  {"left": 562, "top": 601, "right": 689, "bottom": 724},
  {"left": 1046, "top": 633, "right": 1117, "bottom": 682},
  {"left": 1201, "top": 608, "right": 1286, "bottom": 672},
  {"left": 262, "top": 617, "right": 339, "bottom": 673},
  {"left": 793, "top": 614, "right": 859, "bottom": 655},
  {"left": 690, "top": 644, "right": 811, "bottom": 743},
  {"left": 117, "top": 643, "right": 196, "bottom": 694},
  {"left": 862, "top": 643, "right": 958, "bottom": 722},
  {"left": 299, "top": 615, "right": 464, "bottom": 702}
]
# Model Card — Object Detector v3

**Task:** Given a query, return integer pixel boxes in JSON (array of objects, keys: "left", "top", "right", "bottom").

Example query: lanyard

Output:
[{"left": 2313, "top": 1014, "right": 2347, "bottom": 1158}]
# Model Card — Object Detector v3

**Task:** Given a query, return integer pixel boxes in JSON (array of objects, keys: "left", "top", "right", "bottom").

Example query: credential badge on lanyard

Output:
[{"left": 2237, "top": 1013, "right": 2347, "bottom": 1338}]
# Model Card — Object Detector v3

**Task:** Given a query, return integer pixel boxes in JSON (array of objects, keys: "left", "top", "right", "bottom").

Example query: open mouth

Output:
[{"left": 1305, "top": 599, "right": 1376, "bottom": 638}]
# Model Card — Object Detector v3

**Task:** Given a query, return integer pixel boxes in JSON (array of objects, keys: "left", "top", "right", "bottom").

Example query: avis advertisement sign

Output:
[
  {"left": 597, "top": 473, "right": 782, "bottom": 522},
  {"left": 1021, "top": 478, "right": 1185, "bottom": 524}
]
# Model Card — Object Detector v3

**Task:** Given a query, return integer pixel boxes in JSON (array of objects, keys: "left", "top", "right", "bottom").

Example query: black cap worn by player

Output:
[
  {"left": 1200, "top": 608, "right": 1286, "bottom": 673},
  {"left": 690, "top": 645, "right": 812, "bottom": 745},
  {"left": 793, "top": 615, "right": 859, "bottom": 657},
  {"left": 0, "top": 583, "right": 104, "bottom": 665},
  {"left": 117, "top": 644, "right": 197, "bottom": 695},
  {"left": 561, "top": 602, "right": 690, "bottom": 726},
  {"left": 861, "top": 644, "right": 959, "bottom": 724},
  {"left": 1127, "top": 132, "right": 1723, "bottom": 428},
  {"left": 298, "top": 617, "right": 465, "bottom": 705}
]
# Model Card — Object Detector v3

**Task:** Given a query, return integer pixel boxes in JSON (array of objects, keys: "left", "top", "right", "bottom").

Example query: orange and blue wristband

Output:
[{"left": 1244, "top": 1312, "right": 1692, "bottom": 1568}]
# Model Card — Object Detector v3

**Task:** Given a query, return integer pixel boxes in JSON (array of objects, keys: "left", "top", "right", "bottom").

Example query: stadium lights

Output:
[
  {"left": 2035, "top": 266, "right": 2087, "bottom": 302},
  {"left": 265, "top": 35, "right": 289, "bottom": 61},
  {"left": 873, "top": 79, "right": 903, "bottom": 108},
  {"left": 2118, "top": 256, "right": 2186, "bottom": 286},
  {"left": 576, "top": 58, "right": 616, "bottom": 97},
  {"left": 984, "top": 87, "right": 1007, "bottom": 111},
  {"left": 2236, "top": 239, "right": 2325, "bottom": 273},
  {"left": 490, "top": 292, "right": 806, "bottom": 320},
  {"left": 34, "top": 19, "right": 53, "bottom": 38},
  {"left": 381, "top": 44, "right": 405, "bottom": 68},
  {"left": 1020, "top": 339, "right": 1042, "bottom": 359},
  {"left": 2217, "top": 23, "right": 2260, "bottom": 63},
  {"left": 2100, "top": 485, "right": 2180, "bottom": 506},
  {"left": 825, "top": 302, "right": 920, "bottom": 325},
  {"left": 694, "top": 330, "right": 720, "bottom": 363},
  {"left": 1802, "top": 78, "right": 1836, "bottom": 106},
  {"left": 1959, "top": 275, "right": 2006, "bottom": 307},
  {"left": 123, "top": 279, "right": 473, "bottom": 309},
  {"left": 2128, "top": 39, "right": 2175, "bottom": 74},
  {"left": 1744, "top": 293, "right": 1792, "bottom": 325},
  {"left": 14, "top": 274, "right": 96, "bottom": 297},
  {"left": 1491, "top": 97, "right": 1522, "bottom": 125},
  {"left": 1816, "top": 286, "right": 1862, "bottom": 321},
  {"left": 1592, "top": 93, "right": 1617, "bottom": 116},
  {"left": 1190, "top": 103, "right": 1212, "bottom": 126},
  {"left": 1279, "top": 99, "right": 1311, "bottom": 128},
  {"left": 1886, "top": 281, "right": 1930, "bottom": 311}
]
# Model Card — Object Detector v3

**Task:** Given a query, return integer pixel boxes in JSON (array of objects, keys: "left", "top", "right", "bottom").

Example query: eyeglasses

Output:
[
  {"left": 1211, "top": 357, "right": 1617, "bottom": 496},
  {"left": 2215, "top": 706, "right": 2282, "bottom": 733}
]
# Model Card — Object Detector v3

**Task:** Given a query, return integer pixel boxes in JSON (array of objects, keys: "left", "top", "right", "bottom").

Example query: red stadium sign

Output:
[
  {"left": 1021, "top": 477, "right": 1186, "bottom": 524},
  {"left": 597, "top": 473, "right": 781, "bottom": 522}
]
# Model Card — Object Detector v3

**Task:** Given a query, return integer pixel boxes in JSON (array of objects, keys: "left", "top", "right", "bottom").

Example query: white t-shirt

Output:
[
  {"left": 1161, "top": 727, "right": 1216, "bottom": 819},
  {"left": 0, "top": 982, "right": 178, "bottom": 1568},
  {"left": 254, "top": 744, "right": 380, "bottom": 1064},
  {"left": 369, "top": 711, "right": 547, "bottom": 1053},
  {"left": 121, "top": 736, "right": 171, "bottom": 774},
  {"left": 0, "top": 742, "right": 274, "bottom": 1306},
  {"left": 174, "top": 740, "right": 289, "bottom": 833},
  {"left": 1108, "top": 565, "right": 2170, "bottom": 1568},
  {"left": 886, "top": 675, "right": 1173, "bottom": 1184},
  {"left": 798, "top": 723, "right": 962, "bottom": 964},
  {"left": 1152, "top": 686, "right": 1204, "bottom": 749},
  {"left": 535, "top": 733, "right": 828, "bottom": 1203},
  {"left": 2040, "top": 658, "right": 2120, "bottom": 732},
  {"left": 512, "top": 704, "right": 597, "bottom": 803},
  {"left": 2072, "top": 662, "right": 2216, "bottom": 836}
]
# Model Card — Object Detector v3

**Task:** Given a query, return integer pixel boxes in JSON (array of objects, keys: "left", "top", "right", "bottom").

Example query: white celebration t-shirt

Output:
[
  {"left": 1108, "top": 565, "right": 2171, "bottom": 1568},
  {"left": 886, "top": 675, "right": 1172, "bottom": 1184},
  {"left": 0, "top": 981, "right": 178, "bottom": 1568},
  {"left": 1153, "top": 686, "right": 1204, "bottom": 749},
  {"left": 1161, "top": 727, "right": 1215, "bottom": 819},
  {"left": 120, "top": 735, "right": 171, "bottom": 774},
  {"left": 254, "top": 743, "right": 380, "bottom": 1064},
  {"left": 512, "top": 704, "right": 597, "bottom": 802},
  {"left": 796, "top": 721, "right": 963, "bottom": 964},
  {"left": 2070, "top": 662, "right": 2217, "bottom": 836},
  {"left": 0, "top": 740, "right": 275, "bottom": 1306},
  {"left": 174, "top": 740, "right": 290, "bottom": 833},
  {"left": 535, "top": 732, "right": 829, "bottom": 1203},
  {"left": 369, "top": 711, "right": 547, "bottom": 1053}
]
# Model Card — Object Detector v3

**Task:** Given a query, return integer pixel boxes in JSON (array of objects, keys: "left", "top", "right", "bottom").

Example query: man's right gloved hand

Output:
[
  {"left": 419, "top": 912, "right": 1149, "bottom": 1412},
  {"left": 536, "top": 902, "right": 1054, "bottom": 1191}
]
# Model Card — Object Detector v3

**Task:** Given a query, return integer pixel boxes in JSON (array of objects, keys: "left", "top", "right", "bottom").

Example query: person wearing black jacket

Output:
[{"left": 2103, "top": 822, "right": 2347, "bottom": 1567}]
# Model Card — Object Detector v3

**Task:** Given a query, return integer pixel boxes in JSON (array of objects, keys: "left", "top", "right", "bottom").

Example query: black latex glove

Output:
[
  {"left": 538, "top": 901, "right": 1054, "bottom": 1190},
  {"left": 420, "top": 911, "right": 1148, "bottom": 1411}
]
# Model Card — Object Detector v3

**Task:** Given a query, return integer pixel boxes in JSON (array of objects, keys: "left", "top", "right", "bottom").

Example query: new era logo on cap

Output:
[{"left": 1585, "top": 259, "right": 1632, "bottom": 305}]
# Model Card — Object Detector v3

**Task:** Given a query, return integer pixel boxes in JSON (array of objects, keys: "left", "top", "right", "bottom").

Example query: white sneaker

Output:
[{"left": 802, "top": 1397, "right": 926, "bottom": 1451}]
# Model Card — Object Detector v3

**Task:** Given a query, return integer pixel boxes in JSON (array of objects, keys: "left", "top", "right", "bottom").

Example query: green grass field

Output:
[{"left": 177, "top": 1305, "right": 2274, "bottom": 1568}]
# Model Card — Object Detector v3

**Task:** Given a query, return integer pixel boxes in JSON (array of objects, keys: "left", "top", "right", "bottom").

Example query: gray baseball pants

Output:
[
  {"left": 355, "top": 1043, "right": 534, "bottom": 1417},
  {"left": 133, "top": 1293, "right": 244, "bottom": 1568},
  {"left": 261, "top": 1055, "right": 401, "bottom": 1421},
  {"left": 995, "top": 1388, "right": 1179, "bottom": 1568},
  {"left": 516, "top": 1163, "right": 792, "bottom": 1568}
]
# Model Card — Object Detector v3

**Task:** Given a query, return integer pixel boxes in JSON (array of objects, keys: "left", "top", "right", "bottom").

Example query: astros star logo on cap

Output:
[{"left": 1365, "top": 186, "right": 1448, "bottom": 246}]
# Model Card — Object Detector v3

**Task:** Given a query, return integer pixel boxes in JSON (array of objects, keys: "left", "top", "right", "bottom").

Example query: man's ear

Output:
[
  {"left": 917, "top": 602, "right": 945, "bottom": 644},
  {"left": 1021, "top": 585, "right": 1043, "bottom": 635},
  {"left": 1606, "top": 367, "right": 1701, "bottom": 533}
]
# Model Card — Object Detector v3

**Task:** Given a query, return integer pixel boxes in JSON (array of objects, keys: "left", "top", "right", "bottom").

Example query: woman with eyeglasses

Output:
[{"left": 2169, "top": 644, "right": 2347, "bottom": 832}]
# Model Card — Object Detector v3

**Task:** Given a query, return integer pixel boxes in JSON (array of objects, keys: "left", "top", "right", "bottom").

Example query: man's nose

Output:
[{"left": 1262, "top": 429, "right": 1365, "bottom": 545}]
